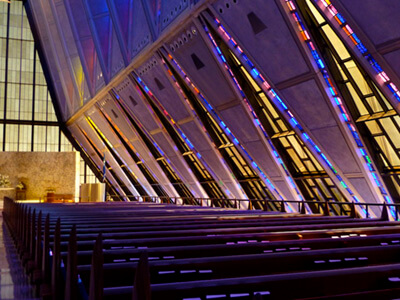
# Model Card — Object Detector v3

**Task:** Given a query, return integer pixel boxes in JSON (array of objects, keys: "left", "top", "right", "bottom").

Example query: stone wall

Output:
[{"left": 0, "top": 152, "right": 79, "bottom": 201}]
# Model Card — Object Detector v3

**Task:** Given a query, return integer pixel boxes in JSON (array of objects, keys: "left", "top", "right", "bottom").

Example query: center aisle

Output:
[{"left": 0, "top": 214, "right": 38, "bottom": 300}]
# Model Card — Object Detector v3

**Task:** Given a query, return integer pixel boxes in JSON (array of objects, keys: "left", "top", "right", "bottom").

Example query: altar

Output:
[{"left": 0, "top": 188, "right": 15, "bottom": 210}]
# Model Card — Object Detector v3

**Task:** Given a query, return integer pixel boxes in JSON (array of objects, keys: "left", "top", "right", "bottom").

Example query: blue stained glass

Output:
[
  {"left": 353, "top": 34, "right": 361, "bottom": 44},
  {"left": 321, "top": 154, "right": 331, "bottom": 166},
  {"left": 357, "top": 44, "right": 367, "bottom": 54},
  {"left": 336, "top": 13, "right": 346, "bottom": 24},
  {"left": 251, "top": 69, "right": 259, "bottom": 77},
  {"left": 296, "top": 123, "right": 304, "bottom": 131}
]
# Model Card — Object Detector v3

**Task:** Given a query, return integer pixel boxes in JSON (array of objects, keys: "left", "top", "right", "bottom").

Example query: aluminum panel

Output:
[
  {"left": 179, "top": 121, "right": 247, "bottom": 199},
  {"left": 166, "top": 22, "right": 237, "bottom": 107},
  {"left": 99, "top": 97, "right": 179, "bottom": 197},
  {"left": 178, "top": 120, "right": 210, "bottom": 152},
  {"left": 111, "top": 0, "right": 131, "bottom": 55},
  {"left": 280, "top": 79, "right": 337, "bottom": 130},
  {"left": 311, "top": 126, "right": 361, "bottom": 174},
  {"left": 114, "top": 78, "right": 160, "bottom": 132},
  {"left": 137, "top": 56, "right": 191, "bottom": 121},
  {"left": 160, "top": 0, "right": 189, "bottom": 31},
  {"left": 167, "top": 155, "right": 206, "bottom": 198},
  {"left": 130, "top": 0, "right": 152, "bottom": 59},
  {"left": 54, "top": 1, "right": 92, "bottom": 104},
  {"left": 152, "top": 132, "right": 207, "bottom": 198},
  {"left": 87, "top": 0, "right": 125, "bottom": 80},
  {"left": 39, "top": 1, "right": 80, "bottom": 116},
  {"left": 68, "top": 123, "right": 123, "bottom": 193},
  {"left": 348, "top": 177, "right": 379, "bottom": 217},
  {"left": 218, "top": 105, "right": 259, "bottom": 143},
  {"left": 211, "top": 0, "right": 310, "bottom": 84},
  {"left": 243, "top": 140, "right": 280, "bottom": 179},
  {"left": 152, "top": 132, "right": 178, "bottom": 157},
  {"left": 78, "top": 117, "right": 139, "bottom": 196},
  {"left": 88, "top": 107, "right": 157, "bottom": 196},
  {"left": 383, "top": 50, "right": 400, "bottom": 83},
  {"left": 65, "top": 0, "right": 105, "bottom": 92},
  {"left": 109, "top": 27, "right": 125, "bottom": 78},
  {"left": 338, "top": 0, "right": 400, "bottom": 46}
]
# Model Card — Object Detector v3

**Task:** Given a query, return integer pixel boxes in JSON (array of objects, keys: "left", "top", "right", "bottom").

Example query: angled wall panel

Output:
[
  {"left": 280, "top": 79, "right": 362, "bottom": 175},
  {"left": 166, "top": 25, "right": 237, "bottom": 108},
  {"left": 85, "top": 0, "right": 125, "bottom": 80},
  {"left": 107, "top": 0, "right": 131, "bottom": 59},
  {"left": 114, "top": 78, "right": 208, "bottom": 198},
  {"left": 64, "top": 0, "right": 106, "bottom": 93},
  {"left": 314, "top": 0, "right": 400, "bottom": 110},
  {"left": 137, "top": 56, "right": 191, "bottom": 121},
  {"left": 41, "top": 1, "right": 80, "bottom": 113},
  {"left": 205, "top": 3, "right": 381, "bottom": 204},
  {"left": 160, "top": 0, "right": 190, "bottom": 32},
  {"left": 211, "top": 0, "right": 310, "bottom": 85},
  {"left": 78, "top": 115, "right": 139, "bottom": 197},
  {"left": 129, "top": 0, "right": 153, "bottom": 60},
  {"left": 97, "top": 96, "right": 179, "bottom": 197},
  {"left": 141, "top": 0, "right": 161, "bottom": 37},
  {"left": 86, "top": 105, "right": 158, "bottom": 197},
  {"left": 52, "top": 0, "right": 92, "bottom": 106},
  {"left": 115, "top": 78, "right": 160, "bottom": 132},
  {"left": 25, "top": 0, "right": 400, "bottom": 212},
  {"left": 29, "top": 1, "right": 67, "bottom": 119},
  {"left": 336, "top": 0, "right": 400, "bottom": 47},
  {"left": 68, "top": 122, "right": 126, "bottom": 197},
  {"left": 165, "top": 21, "right": 298, "bottom": 201},
  {"left": 29, "top": 0, "right": 79, "bottom": 120},
  {"left": 137, "top": 55, "right": 247, "bottom": 199}
]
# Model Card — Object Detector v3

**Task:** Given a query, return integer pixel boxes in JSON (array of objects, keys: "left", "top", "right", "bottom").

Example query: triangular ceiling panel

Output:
[
  {"left": 112, "top": 0, "right": 132, "bottom": 57},
  {"left": 144, "top": 0, "right": 161, "bottom": 29},
  {"left": 110, "top": 27, "right": 125, "bottom": 78},
  {"left": 130, "top": 0, "right": 153, "bottom": 60},
  {"left": 94, "top": 55, "right": 105, "bottom": 92},
  {"left": 64, "top": 0, "right": 99, "bottom": 95},
  {"left": 160, "top": 0, "right": 189, "bottom": 31},
  {"left": 93, "top": 15, "right": 111, "bottom": 76}
]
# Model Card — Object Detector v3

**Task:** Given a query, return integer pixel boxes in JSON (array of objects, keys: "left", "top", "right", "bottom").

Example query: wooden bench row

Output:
[{"left": 3, "top": 196, "right": 399, "bottom": 300}]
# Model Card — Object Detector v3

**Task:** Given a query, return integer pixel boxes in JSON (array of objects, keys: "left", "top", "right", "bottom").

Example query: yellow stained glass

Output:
[{"left": 321, "top": 24, "right": 350, "bottom": 60}]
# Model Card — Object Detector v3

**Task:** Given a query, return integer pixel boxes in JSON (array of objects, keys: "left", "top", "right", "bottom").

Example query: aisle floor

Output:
[{"left": 0, "top": 214, "right": 38, "bottom": 300}]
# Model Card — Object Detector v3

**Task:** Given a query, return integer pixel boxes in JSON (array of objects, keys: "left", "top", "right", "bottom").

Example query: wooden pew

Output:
[{"left": 3, "top": 198, "right": 400, "bottom": 300}]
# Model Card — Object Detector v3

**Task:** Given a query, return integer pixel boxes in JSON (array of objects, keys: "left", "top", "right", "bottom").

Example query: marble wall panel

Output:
[{"left": 0, "top": 152, "right": 79, "bottom": 200}]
